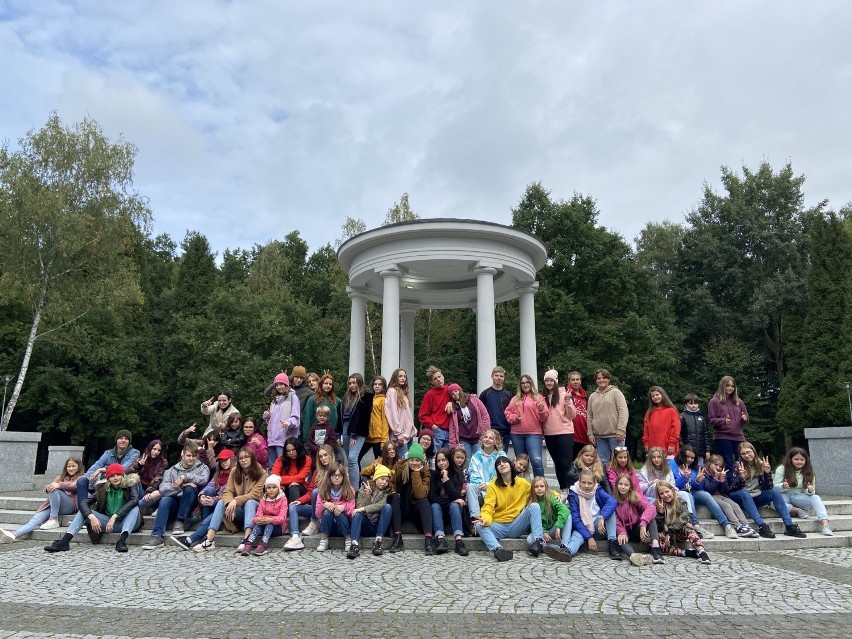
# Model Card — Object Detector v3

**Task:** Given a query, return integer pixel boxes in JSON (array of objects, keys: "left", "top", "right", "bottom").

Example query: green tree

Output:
[
  {"left": 0, "top": 114, "right": 150, "bottom": 430},
  {"left": 777, "top": 210, "right": 852, "bottom": 434},
  {"left": 384, "top": 192, "right": 419, "bottom": 226}
]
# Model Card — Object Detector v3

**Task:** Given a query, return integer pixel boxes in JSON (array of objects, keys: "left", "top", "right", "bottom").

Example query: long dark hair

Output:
[
  {"left": 139, "top": 440, "right": 169, "bottom": 485},
  {"left": 343, "top": 373, "right": 365, "bottom": 412},
  {"left": 494, "top": 456, "right": 517, "bottom": 487},
  {"left": 283, "top": 437, "right": 307, "bottom": 470},
  {"left": 675, "top": 444, "right": 699, "bottom": 471},
  {"left": 782, "top": 447, "right": 815, "bottom": 487}
]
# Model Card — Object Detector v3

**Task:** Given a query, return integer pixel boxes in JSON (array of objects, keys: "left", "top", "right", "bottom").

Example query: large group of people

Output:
[{"left": 1, "top": 367, "right": 831, "bottom": 564}]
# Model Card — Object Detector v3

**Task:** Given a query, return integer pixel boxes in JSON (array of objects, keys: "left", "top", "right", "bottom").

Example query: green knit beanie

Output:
[{"left": 407, "top": 443, "right": 426, "bottom": 463}]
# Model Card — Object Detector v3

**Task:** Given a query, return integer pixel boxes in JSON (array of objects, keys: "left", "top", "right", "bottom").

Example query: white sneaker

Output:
[
  {"left": 284, "top": 534, "right": 305, "bottom": 550},
  {"left": 39, "top": 518, "right": 60, "bottom": 530},
  {"left": 344, "top": 537, "right": 352, "bottom": 553},
  {"left": 316, "top": 537, "right": 328, "bottom": 552},
  {"left": 724, "top": 524, "right": 738, "bottom": 539},
  {"left": 695, "top": 524, "right": 714, "bottom": 539},
  {"left": 192, "top": 539, "right": 215, "bottom": 552},
  {"left": 302, "top": 521, "right": 319, "bottom": 536},
  {"left": 793, "top": 508, "right": 809, "bottom": 519},
  {"left": 0, "top": 529, "right": 16, "bottom": 543},
  {"left": 821, "top": 524, "right": 834, "bottom": 536}
]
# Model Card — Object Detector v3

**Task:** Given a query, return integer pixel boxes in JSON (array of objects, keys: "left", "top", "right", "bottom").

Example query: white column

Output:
[
  {"left": 400, "top": 307, "right": 416, "bottom": 383},
  {"left": 474, "top": 266, "right": 498, "bottom": 394},
  {"left": 517, "top": 282, "right": 540, "bottom": 383},
  {"left": 380, "top": 268, "right": 402, "bottom": 380},
  {"left": 346, "top": 287, "right": 367, "bottom": 375}
]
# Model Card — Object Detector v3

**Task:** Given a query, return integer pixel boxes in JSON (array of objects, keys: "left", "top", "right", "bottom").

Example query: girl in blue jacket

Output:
[{"left": 565, "top": 469, "right": 619, "bottom": 560}]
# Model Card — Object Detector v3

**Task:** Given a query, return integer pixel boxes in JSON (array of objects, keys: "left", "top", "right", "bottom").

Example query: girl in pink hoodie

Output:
[
  {"left": 243, "top": 475, "right": 288, "bottom": 556},
  {"left": 504, "top": 374, "right": 549, "bottom": 478}
]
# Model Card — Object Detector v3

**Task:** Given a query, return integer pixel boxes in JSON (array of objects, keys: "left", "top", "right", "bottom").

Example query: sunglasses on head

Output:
[{"left": 614, "top": 446, "right": 628, "bottom": 452}]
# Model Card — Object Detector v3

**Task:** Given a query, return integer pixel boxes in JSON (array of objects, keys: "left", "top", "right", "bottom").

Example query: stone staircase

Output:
[{"left": 2, "top": 481, "right": 850, "bottom": 552}]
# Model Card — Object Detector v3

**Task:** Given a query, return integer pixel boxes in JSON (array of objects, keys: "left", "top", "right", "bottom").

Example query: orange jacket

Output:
[{"left": 642, "top": 406, "right": 680, "bottom": 454}]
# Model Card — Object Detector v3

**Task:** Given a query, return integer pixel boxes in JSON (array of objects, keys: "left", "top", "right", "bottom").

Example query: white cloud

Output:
[{"left": 1, "top": 0, "right": 850, "bottom": 257}]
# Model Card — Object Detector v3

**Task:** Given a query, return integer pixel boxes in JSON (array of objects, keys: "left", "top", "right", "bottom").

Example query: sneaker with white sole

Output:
[
  {"left": 192, "top": 539, "right": 215, "bottom": 552},
  {"left": 284, "top": 534, "right": 305, "bottom": 550},
  {"left": 0, "top": 529, "right": 16, "bottom": 543},
  {"left": 344, "top": 538, "right": 352, "bottom": 553},
  {"left": 170, "top": 535, "right": 193, "bottom": 551},
  {"left": 142, "top": 536, "right": 165, "bottom": 550},
  {"left": 171, "top": 522, "right": 185, "bottom": 536},
  {"left": 235, "top": 537, "right": 250, "bottom": 553},
  {"left": 694, "top": 524, "right": 714, "bottom": 539},
  {"left": 316, "top": 537, "right": 328, "bottom": 552},
  {"left": 792, "top": 508, "right": 809, "bottom": 519},
  {"left": 723, "top": 524, "right": 738, "bottom": 539},
  {"left": 821, "top": 524, "right": 834, "bottom": 536},
  {"left": 39, "top": 518, "right": 60, "bottom": 530},
  {"left": 301, "top": 521, "right": 319, "bottom": 536}
]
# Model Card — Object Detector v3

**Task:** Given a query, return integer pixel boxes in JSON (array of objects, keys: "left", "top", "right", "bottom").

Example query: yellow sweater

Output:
[
  {"left": 367, "top": 394, "right": 390, "bottom": 443},
  {"left": 480, "top": 476, "right": 531, "bottom": 526}
]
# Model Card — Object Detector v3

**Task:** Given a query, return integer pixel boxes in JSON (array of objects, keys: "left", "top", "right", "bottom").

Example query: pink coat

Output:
[
  {"left": 504, "top": 394, "right": 549, "bottom": 435},
  {"left": 542, "top": 388, "right": 577, "bottom": 436},
  {"left": 606, "top": 466, "right": 641, "bottom": 494},
  {"left": 314, "top": 492, "right": 356, "bottom": 520},
  {"left": 253, "top": 495, "right": 288, "bottom": 528},
  {"left": 449, "top": 394, "right": 491, "bottom": 447}
]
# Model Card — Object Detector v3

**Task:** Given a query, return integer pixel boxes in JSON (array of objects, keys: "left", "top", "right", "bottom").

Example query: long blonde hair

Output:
[
  {"left": 714, "top": 376, "right": 740, "bottom": 405},
  {"left": 529, "top": 476, "right": 555, "bottom": 523},
  {"left": 656, "top": 480, "right": 687, "bottom": 529},
  {"left": 574, "top": 444, "right": 606, "bottom": 484}
]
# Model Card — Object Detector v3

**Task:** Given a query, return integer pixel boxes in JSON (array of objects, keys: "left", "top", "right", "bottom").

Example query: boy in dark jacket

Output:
[
  {"left": 45, "top": 464, "right": 142, "bottom": 553},
  {"left": 680, "top": 394, "right": 711, "bottom": 464}
]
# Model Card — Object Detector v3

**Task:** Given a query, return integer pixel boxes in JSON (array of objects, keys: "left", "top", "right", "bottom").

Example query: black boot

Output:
[
  {"left": 608, "top": 540, "right": 623, "bottom": 560},
  {"left": 388, "top": 533, "right": 404, "bottom": 553},
  {"left": 115, "top": 532, "right": 129, "bottom": 553},
  {"left": 434, "top": 536, "right": 449, "bottom": 554},
  {"left": 44, "top": 533, "right": 73, "bottom": 553},
  {"left": 424, "top": 536, "right": 434, "bottom": 556}
]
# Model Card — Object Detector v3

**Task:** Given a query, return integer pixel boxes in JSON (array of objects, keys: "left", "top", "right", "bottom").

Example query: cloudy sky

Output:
[{"left": 2, "top": 1, "right": 850, "bottom": 257}]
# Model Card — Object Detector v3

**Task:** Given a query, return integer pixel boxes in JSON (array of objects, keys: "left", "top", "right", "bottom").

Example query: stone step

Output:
[{"left": 7, "top": 527, "right": 851, "bottom": 553}]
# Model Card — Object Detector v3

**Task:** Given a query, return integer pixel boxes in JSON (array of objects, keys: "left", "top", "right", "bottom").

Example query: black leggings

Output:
[
  {"left": 388, "top": 493, "right": 432, "bottom": 535},
  {"left": 544, "top": 433, "right": 574, "bottom": 489},
  {"left": 619, "top": 519, "right": 659, "bottom": 555},
  {"left": 287, "top": 484, "right": 307, "bottom": 504}
]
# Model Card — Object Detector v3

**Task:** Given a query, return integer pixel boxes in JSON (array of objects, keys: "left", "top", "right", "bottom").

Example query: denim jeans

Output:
[
  {"left": 466, "top": 483, "right": 487, "bottom": 518},
  {"left": 208, "top": 498, "right": 259, "bottom": 536},
  {"left": 678, "top": 490, "right": 699, "bottom": 525},
  {"left": 510, "top": 433, "right": 544, "bottom": 478},
  {"left": 319, "top": 510, "right": 351, "bottom": 537},
  {"left": 288, "top": 502, "right": 314, "bottom": 534},
  {"left": 565, "top": 513, "right": 617, "bottom": 554},
  {"left": 249, "top": 523, "right": 284, "bottom": 542},
  {"left": 15, "top": 490, "right": 76, "bottom": 536},
  {"left": 267, "top": 446, "right": 284, "bottom": 471},
  {"left": 151, "top": 487, "right": 199, "bottom": 537},
  {"left": 396, "top": 441, "right": 411, "bottom": 458},
  {"left": 348, "top": 435, "right": 365, "bottom": 489},
  {"left": 594, "top": 437, "right": 622, "bottom": 467},
  {"left": 431, "top": 427, "right": 449, "bottom": 454},
  {"left": 528, "top": 521, "right": 572, "bottom": 547},
  {"left": 431, "top": 501, "right": 464, "bottom": 537},
  {"left": 67, "top": 507, "right": 140, "bottom": 536},
  {"left": 783, "top": 492, "right": 829, "bottom": 521},
  {"left": 751, "top": 488, "right": 793, "bottom": 526},
  {"left": 714, "top": 439, "right": 740, "bottom": 475},
  {"left": 457, "top": 441, "right": 481, "bottom": 459},
  {"left": 351, "top": 505, "right": 392, "bottom": 541},
  {"left": 693, "top": 490, "right": 729, "bottom": 526},
  {"left": 476, "top": 503, "right": 543, "bottom": 551},
  {"left": 200, "top": 487, "right": 218, "bottom": 521}
]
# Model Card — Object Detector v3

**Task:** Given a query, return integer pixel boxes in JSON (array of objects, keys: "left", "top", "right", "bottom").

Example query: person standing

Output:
[
  {"left": 479, "top": 366, "right": 513, "bottom": 454},
  {"left": 565, "top": 372, "right": 590, "bottom": 449},
  {"left": 708, "top": 376, "right": 749, "bottom": 473},
  {"left": 541, "top": 369, "right": 577, "bottom": 492},
  {"left": 586, "top": 369, "right": 628, "bottom": 466},
  {"left": 418, "top": 366, "right": 451, "bottom": 453}
]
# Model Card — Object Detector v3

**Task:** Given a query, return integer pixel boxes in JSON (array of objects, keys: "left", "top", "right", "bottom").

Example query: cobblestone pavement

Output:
[{"left": 0, "top": 542, "right": 850, "bottom": 638}]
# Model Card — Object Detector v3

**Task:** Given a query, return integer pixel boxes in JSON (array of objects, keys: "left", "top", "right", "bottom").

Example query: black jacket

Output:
[{"left": 679, "top": 409, "right": 712, "bottom": 458}]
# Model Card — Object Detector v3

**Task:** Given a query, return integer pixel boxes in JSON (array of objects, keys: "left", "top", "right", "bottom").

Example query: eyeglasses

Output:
[{"left": 614, "top": 446, "right": 628, "bottom": 452}]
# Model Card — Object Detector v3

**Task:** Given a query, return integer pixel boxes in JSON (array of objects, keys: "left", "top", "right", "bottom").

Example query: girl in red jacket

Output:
[
  {"left": 613, "top": 474, "right": 663, "bottom": 566},
  {"left": 642, "top": 386, "right": 681, "bottom": 456},
  {"left": 270, "top": 437, "right": 312, "bottom": 504},
  {"left": 243, "top": 474, "right": 288, "bottom": 556}
]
